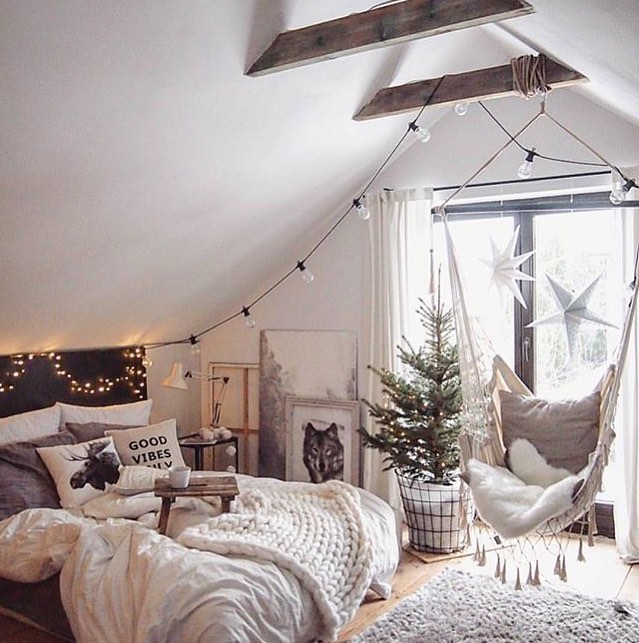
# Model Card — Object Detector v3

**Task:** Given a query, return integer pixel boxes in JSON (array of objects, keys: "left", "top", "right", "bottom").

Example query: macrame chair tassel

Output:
[
  {"left": 494, "top": 554, "right": 501, "bottom": 578},
  {"left": 533, "top": 561, "right": 541, "bottom": 586},
  {"left": 526, "top": 562, "right": 533, "bottom": 586},
  {"left": 578, "top": 537, "right": 587, "bottom": 562},
  {"left": 500, "top": 559, "right": 507, "bottom": 584},
  {"left": 560, "top": 555, "right": 568, "bottom": 582},
  {"left": 479, "top": 545, "right": 487, "bottom": 567},
  {"left": 515, "top": 568, "right": 522, "bottom": 591},
  {"left": 553, "top": 553, "right": 562, "bottom": 576},
  {"left": 588, "top": 507, "right": 597, "bottom": 547},
  {"left": 473, "top": 541, "right": 481, "bottom": 563}
]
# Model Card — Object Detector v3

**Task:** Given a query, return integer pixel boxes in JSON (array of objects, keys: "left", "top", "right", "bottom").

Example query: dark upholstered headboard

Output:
[{"left": 0, "top": 346, "right": 147, "bottom": 418}]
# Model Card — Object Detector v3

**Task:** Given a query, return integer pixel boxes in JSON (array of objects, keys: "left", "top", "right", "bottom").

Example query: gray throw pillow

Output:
[
  {"left": 65, "top": 422, "right": 139, "bottom": 443},
  {"left": 499, "top": 389, "right": 600, "bottom": 474},
  {"left": 0, "top": 431, "right": 76, "bottom": 520}
]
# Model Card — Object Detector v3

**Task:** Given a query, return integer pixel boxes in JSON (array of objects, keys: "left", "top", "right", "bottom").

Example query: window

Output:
[{"left": 435, "top": 192, "right": 623, "bottom": 398}]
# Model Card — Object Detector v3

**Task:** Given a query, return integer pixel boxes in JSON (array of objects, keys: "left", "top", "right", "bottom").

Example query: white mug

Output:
[{"left": 169, "top": 465, "right": 191, "bottom": 488}]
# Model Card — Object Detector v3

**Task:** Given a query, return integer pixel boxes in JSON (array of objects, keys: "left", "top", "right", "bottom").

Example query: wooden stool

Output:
[{"left": 154, "top": 474, "right": 239, "bottom": 535}]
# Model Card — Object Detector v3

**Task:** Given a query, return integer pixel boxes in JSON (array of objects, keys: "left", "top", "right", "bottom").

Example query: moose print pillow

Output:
[{"left": 37, "top": 437, "right": 122, "bottom": 508}]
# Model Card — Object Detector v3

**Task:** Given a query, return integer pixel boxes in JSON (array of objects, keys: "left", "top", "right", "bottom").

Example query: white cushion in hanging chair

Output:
[{"left": 464, "top": 458, "right": 583, "bottom": 540}]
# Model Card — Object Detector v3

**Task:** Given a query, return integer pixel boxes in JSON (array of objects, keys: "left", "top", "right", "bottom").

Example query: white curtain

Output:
[
  {"left": 614, "top": 173, "right": 639, "bottom": 562},
  {"left": 362, "top": 187, "right": 433, "bottom": 510}
]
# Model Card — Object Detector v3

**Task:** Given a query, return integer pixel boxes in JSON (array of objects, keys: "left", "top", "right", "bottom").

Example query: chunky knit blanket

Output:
[{"left": 177, "top": 480, "right": 373, "bottom": 641}]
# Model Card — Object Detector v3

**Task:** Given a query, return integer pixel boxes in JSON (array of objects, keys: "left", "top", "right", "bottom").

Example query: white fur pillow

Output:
[{"left": 507, "top": 438, "right": 574, "bottom": 487}]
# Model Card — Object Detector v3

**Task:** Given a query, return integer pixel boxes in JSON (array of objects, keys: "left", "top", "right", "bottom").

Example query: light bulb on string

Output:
[
  {"left": 517, "top": 148, "right": 536, "bottom": 179},
  {"left": 141, "top": 352, "right": 153, "bottom": 369},
  {"left": 296, "top": 260, "right": 314, "bottom": 284},
  {"left": 189, "top": 335, "right": 200, "bottom": 355},
  {"left": 242, "top": 306, "right": 256, "bottom": 329},
  {"left": 610, "top": 179, "right": 636, "bottom": 205},
  {"left": 454, "top": 101, "right": 469, "bottom": 116},
  {"left": 353, "top": 198, "right": 370, "bottom": 221},
  {"left": 408, "top": 121, "right": 431, "bottom": 143}
]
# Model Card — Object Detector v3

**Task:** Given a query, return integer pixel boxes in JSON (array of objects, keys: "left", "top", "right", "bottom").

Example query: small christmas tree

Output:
[{"left": 361, "top": 285, "right": 463, "bottom": 485}]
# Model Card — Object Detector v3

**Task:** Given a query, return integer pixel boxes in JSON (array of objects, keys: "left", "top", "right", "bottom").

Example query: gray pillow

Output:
[
  {"left": 65, "top": 422, "right": 139, "bottom": 443},
  {"left": 0, "top": 431, "right": 76, "bottom": 520},
  {"left": 499, "top": 390, "right": 600, "bottom": 474}
]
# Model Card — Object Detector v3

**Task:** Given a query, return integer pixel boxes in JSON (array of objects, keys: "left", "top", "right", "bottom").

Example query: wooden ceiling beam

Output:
[
  {"left": 353, "top": 58, "right": 587, "bottom": 120},
  {"left": 247, "top": 0, "right": 534, "bottom": 77}
]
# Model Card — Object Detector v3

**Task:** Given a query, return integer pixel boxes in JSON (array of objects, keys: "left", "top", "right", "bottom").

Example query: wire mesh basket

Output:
[{"left": 396, "top": 470, "right": 474, "bottom": 553}]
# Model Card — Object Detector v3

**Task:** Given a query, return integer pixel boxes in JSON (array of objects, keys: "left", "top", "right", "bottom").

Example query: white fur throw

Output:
[
  {"left": 507, "top": 438, "right": 574, "bottom": 488},
  {"left": 177, "top": 480, "right": 373, "bottom": 642},
  {"left": 465, "top": 459, "right": 582, "bottom": 540}
]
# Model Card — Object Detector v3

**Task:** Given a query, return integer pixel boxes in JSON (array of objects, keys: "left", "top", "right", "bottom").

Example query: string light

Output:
[
  {"left": 454, "top": 101, "right": 469, "bottom": 116},
  {"left": 242, "top": 306, "right": 256, "bottom": 329},
  {"left": 353, "top": 198, "right": 370, "bottom": 220},
  {"left": 142, "top": 79, "right": 636, "bottom": 354},
  {"left": 296, "top": 260, "right": 314, "bottom": 284},
  {"left": 0, "top": 348, "right": 147, "bottom": 399},
  {"left": 189, "top": 335, "right": 200, "bottom": 355},
  {"left": 610, "top": 178, "right": 637, "bottom": 205},
  {"left": 517, "top": 148, "right": 537, "bottom": 179},
  {"left": 408, "top": 121, "right": 431, "bottom": 143}
]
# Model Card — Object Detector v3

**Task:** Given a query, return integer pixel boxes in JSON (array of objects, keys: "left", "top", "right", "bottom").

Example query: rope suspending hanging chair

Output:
[{"left": 432, "top": 61, "right": 639, "bottom": 585}]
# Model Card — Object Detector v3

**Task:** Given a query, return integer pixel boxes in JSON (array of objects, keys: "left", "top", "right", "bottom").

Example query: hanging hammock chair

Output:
[
  {"left": 445, "top": 217, "right": 638, "bottom": 543},
  {"left": 433, "top": 96, "right": 639, "bottom": 552}
]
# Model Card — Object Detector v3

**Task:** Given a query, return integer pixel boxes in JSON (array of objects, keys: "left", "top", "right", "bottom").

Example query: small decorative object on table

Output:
[
  {"left": 179, "top": 429, "right": 239, "bottom": 473},
  {"left": 154, "top": 474, "right": 239, "bottom": 535}
]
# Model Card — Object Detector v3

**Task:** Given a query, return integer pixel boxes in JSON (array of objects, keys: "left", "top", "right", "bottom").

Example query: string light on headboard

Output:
[{"left": 0, "top": 347, "right": 147, "bottom": 400}]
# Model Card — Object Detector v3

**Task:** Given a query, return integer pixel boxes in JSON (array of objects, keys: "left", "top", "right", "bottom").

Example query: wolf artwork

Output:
[{"left": 302, "top": 422, "right": 344, "bottom": 483}]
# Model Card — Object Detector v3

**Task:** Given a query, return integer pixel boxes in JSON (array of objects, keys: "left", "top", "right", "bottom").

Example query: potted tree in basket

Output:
[{"left": 361, "top": 285, "right": 473, "bottom": 553}]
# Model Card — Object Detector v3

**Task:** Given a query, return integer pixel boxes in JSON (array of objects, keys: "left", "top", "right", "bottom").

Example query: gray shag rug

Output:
[{"left": 353, "top": 568, "right": 639, "bottom": 642}]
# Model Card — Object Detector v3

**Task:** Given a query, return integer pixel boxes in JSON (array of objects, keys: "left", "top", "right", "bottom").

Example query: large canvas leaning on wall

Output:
[{"left": 259, "top": 330, "right": 357, "bottom": 480}]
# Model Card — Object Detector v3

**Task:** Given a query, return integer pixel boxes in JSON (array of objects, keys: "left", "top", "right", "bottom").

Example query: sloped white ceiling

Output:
[{"left": 1, "top": 1, "right": 637, "bottom": 354}]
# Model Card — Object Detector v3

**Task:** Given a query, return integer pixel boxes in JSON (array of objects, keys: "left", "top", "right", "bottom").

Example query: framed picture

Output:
[
  {"left": 259, "top": 330, "right": 357, "bottom": 479},
  {"left": 285, "top": 396, "right": 359, "bottom": 485}
]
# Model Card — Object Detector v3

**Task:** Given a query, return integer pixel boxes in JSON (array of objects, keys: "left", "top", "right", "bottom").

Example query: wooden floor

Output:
[{"left": 1, "top": 535, "right": 637, "bottom": 642}]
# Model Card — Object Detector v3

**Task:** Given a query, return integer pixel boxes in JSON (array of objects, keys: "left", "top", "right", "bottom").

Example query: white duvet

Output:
[{"left": 0, "top": 474, "right": 398, "bottom": 643}]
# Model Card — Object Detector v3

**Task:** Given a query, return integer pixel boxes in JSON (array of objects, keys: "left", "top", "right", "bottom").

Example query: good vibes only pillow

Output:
[{"left": 105, "top": 419, "right": 185, "bottom": 470}]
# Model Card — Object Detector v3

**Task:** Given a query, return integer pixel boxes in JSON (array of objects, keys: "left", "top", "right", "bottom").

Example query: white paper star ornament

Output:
[
  {"left": 481, "top": 226, "right": 535, "bottom": 308},
  {"left": 527, "top": 273, "right": 617, "bottom": 360}
]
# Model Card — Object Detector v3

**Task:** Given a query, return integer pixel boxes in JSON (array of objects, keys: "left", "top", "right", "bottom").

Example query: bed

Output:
[{"left": 0, "top": 400, "right": 399, "bottom": 642}]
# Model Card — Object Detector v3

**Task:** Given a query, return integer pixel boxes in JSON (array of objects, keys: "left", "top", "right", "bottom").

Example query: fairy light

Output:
[{"left": 0, "top": 346, "right": 148, "bottom": 400}]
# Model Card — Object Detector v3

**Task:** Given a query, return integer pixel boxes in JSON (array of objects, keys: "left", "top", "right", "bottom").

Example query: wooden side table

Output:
[
  {"left": 179, "top": 436, "right": 239, "bottom": 472},
  {"left": 154, "top": 474, "right": 240, "bottom": 535}
]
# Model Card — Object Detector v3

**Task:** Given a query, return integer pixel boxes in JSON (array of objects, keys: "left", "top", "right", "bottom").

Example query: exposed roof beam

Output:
[
  {"left": 353, "top": 57, "right": 587, "bottom": 120},
  {"left": 247, "top": 0, "right": 534, "bottom": 77}
]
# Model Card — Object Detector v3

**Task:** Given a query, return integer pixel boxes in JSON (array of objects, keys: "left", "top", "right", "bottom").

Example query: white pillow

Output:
[
  {"left": 115, "top": 465, "right": 168, "bottom": 495},
  {"left": 507, "top": 438, "right": 574, "bottom": 488},
  {"left": 105, "top": 419, "right": 185, "bottom": 470},
  {"left": 0, "top": 405, "right": 61, "bottom": 445},
  {"left": 82, "top": 490, "right": 161, "bottom": 519},
  {"left": 57, "top": 399, "right": 153, "bottom": 426},
  {"left": 37, "top": 437, "right": 122, "bottom": 508}
]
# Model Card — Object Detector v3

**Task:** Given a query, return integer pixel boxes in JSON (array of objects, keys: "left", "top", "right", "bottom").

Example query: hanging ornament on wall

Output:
[
  {"left": 527, "top": 274, "right": 617, "bottom": 360},
  {"left": 481, "top": 226, "right": 535, "bottom": 308}
]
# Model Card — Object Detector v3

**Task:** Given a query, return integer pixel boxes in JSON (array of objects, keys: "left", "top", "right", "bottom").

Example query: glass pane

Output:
[
  {"left": 533, "top": 211, "right": 621, "bottom": 398},
  {"left": 434, "top": 216, "right": 515, "bottom": 368}
]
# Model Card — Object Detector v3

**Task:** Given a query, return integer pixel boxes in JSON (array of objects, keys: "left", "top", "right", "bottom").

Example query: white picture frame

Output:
[{"left": 285, "top": 396, "right": 359, "bottom": 484}]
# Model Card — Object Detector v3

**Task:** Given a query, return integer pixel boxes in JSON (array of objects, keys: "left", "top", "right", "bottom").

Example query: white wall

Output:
[
  {"left": 191, "top": 89, "right": 639, "bottom": 476},
  {"left": 146, "top": 343, "right": 201, "bottom": 436}
]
